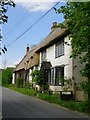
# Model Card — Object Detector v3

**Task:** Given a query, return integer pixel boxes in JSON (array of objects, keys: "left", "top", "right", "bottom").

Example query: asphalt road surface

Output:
[{"left": 2, "top": 87, "right": 89, "bottom": 118}]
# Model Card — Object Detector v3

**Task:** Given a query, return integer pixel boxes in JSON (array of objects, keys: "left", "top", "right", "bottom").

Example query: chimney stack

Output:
[
  {"left": 51, "top": 22, "right": 57, "bottom": 31},
  {"left": 51, "top": 22, "right": 63, "bottom": 32},
  {"left": 26, "top": 44, "right": 29, "bottom": 54}
]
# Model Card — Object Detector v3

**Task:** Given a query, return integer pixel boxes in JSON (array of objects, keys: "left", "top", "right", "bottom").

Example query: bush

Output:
[
  {"left": 2, "top": 68, "right": 13, "bottom": 86},
  {"left": 80, "top": 81, "right": 89, "bottom": 94},
  {"left": 16, "top": 78, "right": 24, "bottom": 88},
  {"left": 43, "top": 83, "right": 49, "bottom": 90},
  {"left": 31, "top": 70, "right": 44, "bottom": 86},
  {"left": 25, "top": 81, "right": 30, "bottom": 89}
]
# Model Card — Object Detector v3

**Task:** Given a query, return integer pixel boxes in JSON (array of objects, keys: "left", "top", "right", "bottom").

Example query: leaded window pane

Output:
[{"left": 55, "top": 39, "right": 64, "bottom": 58}]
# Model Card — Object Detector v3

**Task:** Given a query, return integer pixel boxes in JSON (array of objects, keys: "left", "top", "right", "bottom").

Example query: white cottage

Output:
[
  {"left": 13, "top": 22, "right": 87, "bottom": 101},
  {"left": 35, "top": 22, "right": 87, "bottom": 101},
  {"left": 35, "top": 22, "right": 73, "bottom": 93}
]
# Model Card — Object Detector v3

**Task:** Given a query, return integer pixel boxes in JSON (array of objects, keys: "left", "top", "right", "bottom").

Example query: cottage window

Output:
[
  {"left": 19, "top": 73, "right": 21, "bottom": 78},
  {"left": 50, "top": 66, "right": 64, "bottom": 86},
  {"left": 41, "top": 49, "right": 47, "bottom": 62},
  {"left": 31, "top": 56, "right": 33, "bottom": 59},
  {"left": 55, "top": 39, "right": 64, "bottom": 58},
  {"left": 55, "top": 66, "right": 64, "bottom": 86},
  {"left": 51, "top": 68, "right": 54, "bottom": 85}
]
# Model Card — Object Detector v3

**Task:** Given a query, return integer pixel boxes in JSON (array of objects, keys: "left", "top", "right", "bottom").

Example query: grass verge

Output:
[{"left": 7, "top": 84, "right": 89, "bottom": 114}]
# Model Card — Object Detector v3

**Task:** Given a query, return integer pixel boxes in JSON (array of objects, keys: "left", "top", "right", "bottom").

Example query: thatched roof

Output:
[
  {"left": 36, "top": 28, "right": 69, "bottom": 52},
  {"left": 14, "top": 27, "right": 69, "bottom": 72},
  {"left": 14, "top": 45, "right": 39, "bottom": 72}
]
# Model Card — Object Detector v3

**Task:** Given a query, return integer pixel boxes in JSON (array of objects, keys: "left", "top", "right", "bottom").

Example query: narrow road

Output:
[
  {"left": 0, "top": 86, "right": 2, "bottom": 119},
  {"left": 2, "top": 87, "right": 89, "bottom": 118}
]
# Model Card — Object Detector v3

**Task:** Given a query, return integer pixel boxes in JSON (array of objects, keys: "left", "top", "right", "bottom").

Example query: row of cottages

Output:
[{"left": 12, "top": 22, "right": 87, "bottom": 101}]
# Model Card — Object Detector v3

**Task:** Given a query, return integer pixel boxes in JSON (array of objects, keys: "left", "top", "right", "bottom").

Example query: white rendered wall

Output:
[
  {"left": 12, "top": 73, "right": 15, "bottom": 84},
  {"left": 46, "top": 36, "right": 73, "bottom": 79},
  {"left": 29, "top": 69, "right": 32, "bottom": 83}
]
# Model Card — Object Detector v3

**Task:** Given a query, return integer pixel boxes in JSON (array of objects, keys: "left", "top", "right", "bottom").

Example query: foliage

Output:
[
  {"left": 43, "top": 83, "right": 49, "bottom": 91},
  {"left": 38, "top": 93, "right": 88, "bottom": 113},
  {"left": 56, "top": 76, "right": 73, "bottom": 91},
  {"left": 0, "top": 70, "right": 2, "bottom": 85},
  {"left": 0, "top": 0, "right": 15, "bottom": 24},
  {"left": 25, "top": 81, "right": 30, "bottom": 89},
  {"left": 80, "top": 81, "right": 89, "bottom": 94},
  {"left": 57, "top": 2, "right": 90, "bottom": 75},
  {"left": 16, "top": 78, "right": 24, "bottom": 88},
  {"left": 62, "top": 77, "right": 73, "bottom": 92},
  {"left": 55, "top": 2, "right": 90, "bottom": 100},
  {"left": 31, "top": 70, "right": 49, "bottom": 92},
  {"left": 0, "top": 0, "right": 15, "bottom": 55},
  {"left": 31, "top": 69, "right": 44, "bottom": 86},
  {"left": 2, "top": 67, "right": 13, "bottom": 85},
  {"left": 8, "top": 84, "right": 36, "bottom": 96}
]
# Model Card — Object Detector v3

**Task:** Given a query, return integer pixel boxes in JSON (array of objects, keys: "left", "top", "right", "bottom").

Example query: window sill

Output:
[{"left": 55, "top": 54, "right": 64, "bottom": 59}]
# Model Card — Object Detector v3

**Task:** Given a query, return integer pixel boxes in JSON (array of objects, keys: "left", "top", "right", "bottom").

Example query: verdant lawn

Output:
[
  {"left": 7, "top": 84, "right": 89, "bottom": 114},
  {"left": 7, "top": 84, "right": 36, "bottom": 96}
]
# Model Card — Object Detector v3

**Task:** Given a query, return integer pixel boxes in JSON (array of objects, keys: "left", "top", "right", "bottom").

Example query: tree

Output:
[
  {"left": 0, "top": 0, "right": 15, "bottom": 24},
  {"left": 31, "top": 70, "right": 44, "bottom": 86},
  {"left": 0, "top": 69, "right": 3, "bottom": 85},
  {"left": 0, "top": 0, "right": 15, "bottom": 55},
  {"left": 55, "top": 2, "right": 90, "bottom": 108},
  {"left": 2, "top": 67, "right": 13, "bottom": 85},
  {"left": 31, "top": 69, "right": 49, "bottom": 92}
]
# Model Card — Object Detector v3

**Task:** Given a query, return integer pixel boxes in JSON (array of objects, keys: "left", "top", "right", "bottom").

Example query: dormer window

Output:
[
  {"left": 31, "top": 56, "right": 33, "bottom": 59},
  {"left": 27, "top": 60, "right": 29, "bottom": 63},
  {"left": 55, "top": 39, "right": 64, "bottom": 58}
]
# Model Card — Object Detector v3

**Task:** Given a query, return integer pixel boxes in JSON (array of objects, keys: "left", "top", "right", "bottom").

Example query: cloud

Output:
[
  {"left": 14, "top": 0, "right": 60, "bottom": 3},
  {"left": 23, "top": 3, "right": 55, "bottom": 12},
  {"left": 14, "top": 0, "right": 60, "bottom": 12}
]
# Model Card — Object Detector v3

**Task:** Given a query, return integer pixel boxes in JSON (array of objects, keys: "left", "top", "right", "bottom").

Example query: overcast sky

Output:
[{"left": 1, "top": 0, "right": 65, "bottom": 68}]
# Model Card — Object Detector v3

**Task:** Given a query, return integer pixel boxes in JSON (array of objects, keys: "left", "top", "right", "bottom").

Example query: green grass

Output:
[
  {"left": 38, "top": 93, "right": 89, "bottom": 113},
  {"left": 8, "top": 84, "right": 36, "bottom": 96},
  {"left": 0, "top": 71, "right": 2, "bottom": 85},
  {"left": 7, "top": 84, "right": 89, "bottom": 114}
]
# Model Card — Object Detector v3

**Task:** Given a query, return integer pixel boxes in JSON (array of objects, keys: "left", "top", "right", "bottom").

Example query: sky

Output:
[{"left": 1, "top": 0, "right": 65, "bottom": 68}]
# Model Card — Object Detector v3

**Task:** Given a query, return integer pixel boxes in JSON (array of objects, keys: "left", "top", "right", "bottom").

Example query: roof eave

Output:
[{"left": 36, "top": 29, "right": 69, "bottom": 52}]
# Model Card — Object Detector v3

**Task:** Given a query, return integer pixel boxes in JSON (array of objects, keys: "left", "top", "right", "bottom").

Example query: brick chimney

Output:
[
  {"left": 51, "top": 22, "right": 63, "bottom": 32},
  {"left": 51, "top": 22, "right": 57, "bottom": 31},
  {"left": 26, "top": 44, "right": 29, "bottom": 54}
]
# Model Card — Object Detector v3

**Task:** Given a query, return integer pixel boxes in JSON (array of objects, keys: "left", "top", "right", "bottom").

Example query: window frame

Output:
[
  {"left": 55, "top": 66, "right": 64, "bottom": 86},
  {"left": 55, "top": 39, "right": 64, "bottom": 58},
  {"left": 41, "top": 49, "right": 47, "bottom": 62},
  {"left": 51, "top": 68, "right": 54, "bottom": 85}
]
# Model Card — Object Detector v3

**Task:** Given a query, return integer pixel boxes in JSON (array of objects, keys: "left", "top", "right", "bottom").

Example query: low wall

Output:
[
  {"left": 75, "top": 90, "right": 88, "bottom": 101},
  {"left": 49, "top": 85, "right": 73, "bottom": 92}
]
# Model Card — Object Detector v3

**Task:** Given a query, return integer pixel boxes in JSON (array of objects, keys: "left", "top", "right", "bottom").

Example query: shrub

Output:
[
  {"left": 80, "top": 81, "right": 89, "bottom": 94},
  {"left": 31, "top": 70, "right": 44, "bottom": 86},
  {"left": 16, "top": 78, "right": 24, "bottom": 88},
  {"left": 43, "top": 83, "right": 49, "bottom": 91},
  {"left": 2, "top": 68, "right": 13, "bottom": 85},
  {"left": 25, "top": 81, "right": 30, "bottom": 89}
]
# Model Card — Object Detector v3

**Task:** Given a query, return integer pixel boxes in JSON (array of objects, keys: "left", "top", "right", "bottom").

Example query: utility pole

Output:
[{"left": 3, "top": 60, "right": 6, "bottom": 69}]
